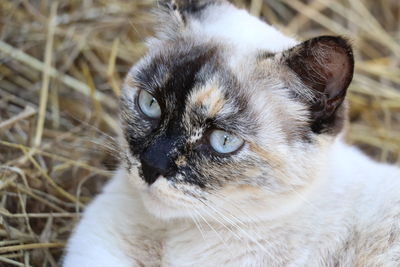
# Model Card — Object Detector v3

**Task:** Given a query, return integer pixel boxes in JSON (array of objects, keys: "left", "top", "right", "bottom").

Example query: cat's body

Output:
[
  {"left": 64, "top": 1, "right": 400, "bottom": 266},
  {"left": 65, "top": 140, "right": 400, "bottom": 266}
]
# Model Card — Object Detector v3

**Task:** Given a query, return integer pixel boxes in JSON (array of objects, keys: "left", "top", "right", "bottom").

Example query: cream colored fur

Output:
[
  {"left": 64, "top": 139, "right": 400, "bottom": 266},
  {"left": 63, "top": 2, "right": 400, "bottom": 266}
]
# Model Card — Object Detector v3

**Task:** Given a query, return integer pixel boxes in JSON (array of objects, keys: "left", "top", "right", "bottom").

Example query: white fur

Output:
[
  {"left": 190, "top": 4, "right": 297, "bottom": 53},
  {"left": 64, "top": 139, "right": 400, "bottom": 266},
  {"left": 64, "top": 3, "right": 400, "bottom": 266}
]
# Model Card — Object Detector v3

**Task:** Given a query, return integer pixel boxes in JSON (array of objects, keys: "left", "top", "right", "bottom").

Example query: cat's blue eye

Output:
[
  {"left": 209, "top": 130, "right": 244, "bottom": 154},
  {"left": 137, "top": 90, "right": 161, "bottom": 119}
]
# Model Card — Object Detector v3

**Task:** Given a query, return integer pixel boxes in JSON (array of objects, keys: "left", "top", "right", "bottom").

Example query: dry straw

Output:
[{"left": 0, "top": 0, "right": 399, "bottom": 266}]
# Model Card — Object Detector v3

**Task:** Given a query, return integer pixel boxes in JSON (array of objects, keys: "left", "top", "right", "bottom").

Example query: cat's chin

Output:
[{"left": 136, "top": 176, "right": 201, "bottom": 220}]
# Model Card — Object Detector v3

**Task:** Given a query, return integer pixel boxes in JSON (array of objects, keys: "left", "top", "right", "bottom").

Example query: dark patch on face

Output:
[
  {"left": 121, "top": 40, "right": 262, "bottom": 189},
  {"left": 135, "top": 44, "right": 218, "bottom": 119},
  {"left": 123, "top": 43, "right": 224, "bottom": 186}
]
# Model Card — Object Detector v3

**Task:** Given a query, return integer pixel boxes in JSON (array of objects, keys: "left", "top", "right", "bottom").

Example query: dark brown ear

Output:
[{"left": 284, "top": 36, "right": 354, "bottom": 134}]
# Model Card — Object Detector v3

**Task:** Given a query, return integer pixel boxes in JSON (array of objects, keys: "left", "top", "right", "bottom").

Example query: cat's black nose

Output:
[
  {"left": 139, "top": 135, "right": 176, "bottom": 185},
  {"left": 140, "top": 155, "right": 173, "bottom": 185}
]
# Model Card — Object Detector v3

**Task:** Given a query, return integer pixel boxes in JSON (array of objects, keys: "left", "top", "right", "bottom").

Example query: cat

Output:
[{"left": 63, "top": 0, "right": 400, "bottom": 266}]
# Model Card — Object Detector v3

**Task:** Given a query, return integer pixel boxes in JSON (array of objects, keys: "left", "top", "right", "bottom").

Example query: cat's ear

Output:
[{"left": 283, "top": 36, "right": 354, "bottom": 134}]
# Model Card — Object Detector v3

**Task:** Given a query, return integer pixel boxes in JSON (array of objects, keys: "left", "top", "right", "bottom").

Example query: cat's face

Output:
[{"left": 119, "top": 0, "right": 354, "bottom": 221}]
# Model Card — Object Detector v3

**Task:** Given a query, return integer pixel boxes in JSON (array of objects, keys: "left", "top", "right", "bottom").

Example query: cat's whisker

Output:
[
  {"left": 187, "top": 209, "right": 207, "bottom": 241},
  {"left": 82, "top": 138, "right": 122, "bottom": 158},
  {"left": 195, "top": 199, "right": 260, "bottom": 257},
  {"left": 202, "top": 202, "right": 272, "bottom": 257},
  {"left": 197, "top": 198, "right": 276, "bottom": 260},
  {"left": 217, "top": 208, "right": 270, "bottom": 254},
  {"left": 207, "top": 191, "right": 264, "bottom": 225},
  {"left": 288, "top": 188, "right": 321, "bottom": 211},
  {"left": 75, "top": 127, "right": 121, "bottom": 156},
  {"left": 196, "top": 201, "right": 243, "bottom": 241},
  {"left": 192, "top": 205, "right": 244, "bottom": 260},
  {"left": 65, "top": 111, "right": 119, "bottom": 141},
  {"left": 202, "top": 193, "right": 278, "bottom": 254},
  {"left": 191, "top": 208, "right": 232, "bottom": 252}
]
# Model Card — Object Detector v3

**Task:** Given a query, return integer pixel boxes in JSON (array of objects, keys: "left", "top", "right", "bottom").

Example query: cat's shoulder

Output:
[
  {"left": 330, "top": 139, "right": 400, "bottom": 217},
  {"left": 328, "top": 140, "right": 400, "bottom": 264},
  {"left": 331, "top": 139, "right": 400, "bottom": 183}
]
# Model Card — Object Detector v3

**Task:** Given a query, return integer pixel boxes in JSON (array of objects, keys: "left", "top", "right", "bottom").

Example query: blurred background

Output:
[{"left": 0, "top": 0, "right": 399, "bottom": 266}]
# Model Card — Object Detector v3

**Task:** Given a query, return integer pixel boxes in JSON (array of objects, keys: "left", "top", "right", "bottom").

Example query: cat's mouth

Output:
[{"left": 137, "top": 175, "right": 203, "bottom": 219}]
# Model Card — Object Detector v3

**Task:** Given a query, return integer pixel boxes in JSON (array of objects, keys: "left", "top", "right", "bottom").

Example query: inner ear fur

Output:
[{"left": 283, "top": 36, "right": 354, "bottom": 134}]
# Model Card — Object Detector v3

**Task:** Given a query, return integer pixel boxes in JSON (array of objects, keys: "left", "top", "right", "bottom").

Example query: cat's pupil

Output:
[
  {"left": 149, "top": 98, "right": 155, "bottom": 107},
  {"left": 223, "top": 135, "right": 229, "bottom": 146}
]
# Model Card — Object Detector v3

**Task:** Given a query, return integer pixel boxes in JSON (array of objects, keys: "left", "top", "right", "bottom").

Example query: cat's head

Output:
[{"left": 119, "top": 0, "right": 354, "bottom": 220}]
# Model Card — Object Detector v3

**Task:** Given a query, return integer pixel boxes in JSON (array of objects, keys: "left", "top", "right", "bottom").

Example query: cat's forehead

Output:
[
  {"left": 130, "top": 40, "right": 256, "bottom": 126},
  {"left": 133, "top": 41, "right": 218, "bottom": 96}
]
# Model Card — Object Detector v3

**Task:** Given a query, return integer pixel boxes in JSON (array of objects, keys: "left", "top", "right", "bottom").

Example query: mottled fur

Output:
[{"left": 64, "top": 1, "right": 400, "bottom": 266}]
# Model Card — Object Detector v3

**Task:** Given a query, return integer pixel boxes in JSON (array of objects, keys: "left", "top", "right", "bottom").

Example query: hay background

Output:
[{"left": 0, "top": 0, "right": 399, "bottom": 266}]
